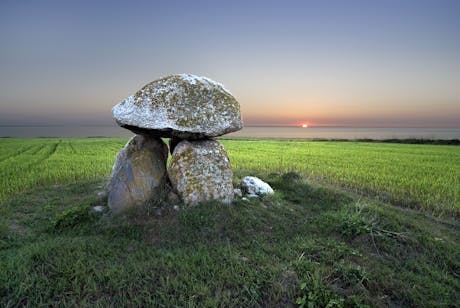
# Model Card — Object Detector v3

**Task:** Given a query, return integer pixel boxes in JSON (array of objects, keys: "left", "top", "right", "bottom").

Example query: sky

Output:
[{"left": 0, "top": 0, "right": 459, "bottom": 128}]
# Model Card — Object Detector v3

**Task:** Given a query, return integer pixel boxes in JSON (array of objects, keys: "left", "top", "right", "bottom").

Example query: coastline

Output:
[{"left": 1, "top": 125, "right": 460, "bottom": 142}]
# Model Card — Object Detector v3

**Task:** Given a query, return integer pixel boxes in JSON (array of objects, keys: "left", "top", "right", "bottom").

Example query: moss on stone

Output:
[
  {"left": 125, "top": 74, "right": 242, "bottom": 137},
  {"left": 168, "top": 139, "right": 233, "bottom": 206}
]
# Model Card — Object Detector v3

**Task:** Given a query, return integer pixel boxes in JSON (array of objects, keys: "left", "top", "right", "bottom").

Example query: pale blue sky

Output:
[{"left": 1, "top": 0, "right": 459, "bottom": 127}]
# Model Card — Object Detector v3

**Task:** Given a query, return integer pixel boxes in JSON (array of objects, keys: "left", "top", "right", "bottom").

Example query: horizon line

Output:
[{"left": 1, "top": 124, "right": 459, "bottom": 129}]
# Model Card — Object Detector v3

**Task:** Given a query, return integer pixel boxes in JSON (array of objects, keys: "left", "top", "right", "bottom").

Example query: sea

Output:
[{"left": 1, "top": 125, "right": 459, "bottom": 140}]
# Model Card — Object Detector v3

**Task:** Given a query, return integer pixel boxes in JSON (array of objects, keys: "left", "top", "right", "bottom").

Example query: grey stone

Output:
[
  {"left": 168, "top": 139, "right": 234, "bottom": 206},
  {"left": 92, "top": 206, "right": 105, "bottom": 212},
  {"left": 113, "top": 74, "right": 243, "bottom": 139},
  {"left": 241, "top": 176, "right": 274, "bottom": 196},
  {"left": 234, "top": 188, "right": 243, "bottom": 198},
  {"left": 107, "top": 135, "right": 168, "bottom": 213},
  {"left": 97, "top": 191, "right": 108, "bottom": 199}
]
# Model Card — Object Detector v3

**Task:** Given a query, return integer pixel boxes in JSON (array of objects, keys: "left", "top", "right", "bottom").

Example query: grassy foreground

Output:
[
  {"left": 0, "top": 138, "right": 459, "bottom": 216},
  {"left": 0, "top": 138, "right": 459, "bottom": 306},
  {"left": 1, "top": 174, "right": 459, "bottom": 306}
]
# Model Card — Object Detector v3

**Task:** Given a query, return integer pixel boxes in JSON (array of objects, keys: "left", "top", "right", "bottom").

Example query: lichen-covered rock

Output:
[
  {"left": 107, "top": 135, "right": 168, "bottom": 213},
  {"left": 241, "top": 176, "right": 274, "bottom": 197},
  {"left": 168, "top": 139, "right": 234, "bottom": 205},
  {"left": 113, "top": 74, "right": 243, "bottom": 139}
]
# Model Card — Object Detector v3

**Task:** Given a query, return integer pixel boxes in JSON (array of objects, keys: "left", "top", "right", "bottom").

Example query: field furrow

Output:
[
  {"left": 47, "top": 140, "right": 61, "bottom": 158},
  {"left": 0, "top": 141, "right": 68, "bottom": 200},
  {"left": 0, "top": 144, "right": 38, "bottom": 163},
  {"left": 0, "top": 144, "right": 47, "bottom": 166}
]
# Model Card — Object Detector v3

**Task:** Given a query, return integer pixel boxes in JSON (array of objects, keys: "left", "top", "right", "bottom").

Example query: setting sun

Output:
[{"left": 301, "top": 124, "right": 308, "bottom": 128}]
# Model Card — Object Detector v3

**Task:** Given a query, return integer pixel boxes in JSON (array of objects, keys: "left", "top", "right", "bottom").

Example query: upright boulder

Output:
[
  {"left": 168, "top": 139, "right": 234, "bottom": 206},
  {"left": 108, "top": 135, "right": 168, "bottom": 213},
  {"left": 112, "top": 74, "right": 243, "bottom": 139}
]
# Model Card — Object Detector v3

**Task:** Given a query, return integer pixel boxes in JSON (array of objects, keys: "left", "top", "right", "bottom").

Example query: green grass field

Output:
[
  {"left": 1, "top": 137, "right": 459, "bottom": 306},
  {"left": 1, "top": 138, "right": 459, "bottom": 216}
]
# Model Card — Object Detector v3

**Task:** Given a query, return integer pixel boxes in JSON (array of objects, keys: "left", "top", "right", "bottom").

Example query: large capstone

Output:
[
  {"left": 113, "top": 74, "right": 243, "bottom": 139},
  {"left": 168, "top": 139, "right": 234, "bottom": 206},
  {"left": 107, "top": 135, "right": 168, "bottom": 213}
]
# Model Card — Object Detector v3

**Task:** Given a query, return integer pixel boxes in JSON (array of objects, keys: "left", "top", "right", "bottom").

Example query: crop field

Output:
[
  {"left": 0, "top": 138, "right": 126, "bottom": 202},
  {"left": 0, "top": 138, "right": 459, "bottom": 216},
  {"left": 223, "top": 139, "right": 460, "bottom": 216}
]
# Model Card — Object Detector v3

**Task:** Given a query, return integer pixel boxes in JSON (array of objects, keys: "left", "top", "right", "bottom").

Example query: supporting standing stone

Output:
[
  {"left": 168, "top": 139, "right": 234, "bottom": 206},
  {"left": 107, "top": 135, "right": 168, "bottom": 213}
]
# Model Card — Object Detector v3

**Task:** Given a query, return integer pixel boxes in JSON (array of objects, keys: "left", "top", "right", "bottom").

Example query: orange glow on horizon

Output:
[{"left": 242, "top": 114, "right": 460, "bottom": 128}]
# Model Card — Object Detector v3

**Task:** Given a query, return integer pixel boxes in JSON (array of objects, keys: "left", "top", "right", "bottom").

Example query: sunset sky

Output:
[{"left": 1, "top": 0, "right": 459, "bottom": 127}]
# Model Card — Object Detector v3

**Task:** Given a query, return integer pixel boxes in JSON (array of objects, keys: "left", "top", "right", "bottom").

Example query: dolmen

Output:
[{"left": 108, "top": 74, "right": 243, "bottom": 213}]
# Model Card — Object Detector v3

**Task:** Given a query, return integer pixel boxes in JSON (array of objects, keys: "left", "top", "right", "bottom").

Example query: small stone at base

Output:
[
  {"left": 97, "top": 191, "right": 107, "bottom": 198},
  {"left": 234, "top": 188, "right": 243, "bottom": 198}
]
